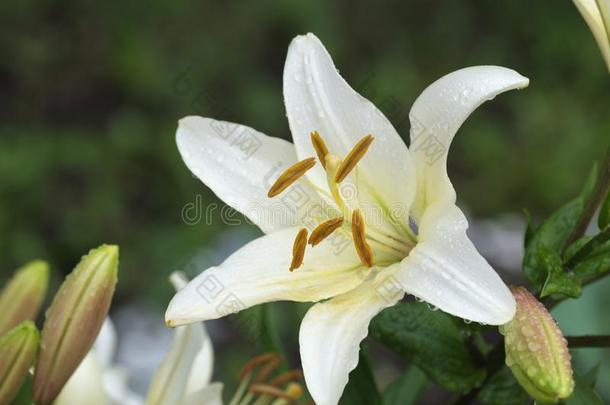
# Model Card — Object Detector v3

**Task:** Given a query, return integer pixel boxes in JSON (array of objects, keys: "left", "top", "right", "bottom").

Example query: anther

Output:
[
  {"left": 253, "top": 356, "right": 283, "bottom": 384},
  {"left": 239, "top": 352, "right": 281, "bottom": 381},
  {"left": 248, "top": 384, "right": 296, "bottom": 401},
  {"left": 310, "top": 131, "right": 329, "bottom": 168},
  {"left": 290, "top": 228, "right": 308, "bottom": 271},
  {"left": 270, "top": 370, "right": 303, "bottom": 387},
  {"left": 267, "top": 158, "right": 317, "bottom": 198},
  {"left": 351, "top": 209, "right": 374, "bottom": 267},
  {"left": 308, "top": 217, "right": 344, "bottom": 246},
  {"left": 335, "top": 135, "right": 374, "bottom": 183}
]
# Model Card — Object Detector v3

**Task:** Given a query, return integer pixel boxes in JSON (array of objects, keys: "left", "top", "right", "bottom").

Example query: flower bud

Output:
[
  {"left": 33, "top": 245, "right": 119, "bottom": 405},
  {"left": 0, "top": 321, "right": 40, "bottom": 404},
  {"left": 0, "top": 260, "right": 49, "bottom": 335},
  {"left": 499, "top": 286, "right": 574, "bottom": 403}
]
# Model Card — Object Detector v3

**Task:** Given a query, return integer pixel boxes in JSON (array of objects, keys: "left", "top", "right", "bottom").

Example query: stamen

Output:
[
  {"left": 248, "top": 384, "right": 295, "bottom": 401},
  {"left": 310, "top": 131, "right": 329, "bottom": 168},
  {"left": 239, "top": 352, "right": 281, "bottom": 381},
  {"left": 335, "top": 135, "right": 375, "bottom": 183},
  {"left": 351, "top": 209, "right": 374, "bottom": 267},
  {"left": 290, "top": 228, "right": 308, "bottom": 271},
  {"left": 270, "top": 370, "right": 303, "bottom": 387},
  {"left": 253, "top": 356, "right": 283, "bottom": 384},
  {"left": 308, "top": 217, "right": 344, "bottom": 246},
  {"left": 267, "top": 158, "right": 317, "bottom": 198}
]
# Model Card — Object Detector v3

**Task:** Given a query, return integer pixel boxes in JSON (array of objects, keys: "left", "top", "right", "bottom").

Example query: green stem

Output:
[
  {"left": 564, "top": 146, "right": 610, "bottom": 251},
  {"left": 567, "top": 335, "right": 610, "bottom": 348}
]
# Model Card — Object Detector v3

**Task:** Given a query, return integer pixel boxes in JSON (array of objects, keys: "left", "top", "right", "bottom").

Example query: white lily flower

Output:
[
  {"left": 55, "top": 318, "right": 143, "bottom": 405},
  {"left": 166, "top": 33, "right": 529, "bottom": 405},
  {"left": 573, "top": 0, "right": 610, "bottom": 72},
  {"left": 147, "top": 272, "right": 222, "bottom": 405}
]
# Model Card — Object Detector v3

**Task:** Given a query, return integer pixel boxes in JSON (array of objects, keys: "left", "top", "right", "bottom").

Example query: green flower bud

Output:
[
  {"left": 0, "top": 321, "right": 40, "bottom": 405},
  {"left": 499, "top": 286, "right": 574, "bottom": 403},
  {"left": 0, "top": 260, "right": 49, "bottom": 335},
  {"left": 33, "top": 245, "right": 118, "bottom": 405}
]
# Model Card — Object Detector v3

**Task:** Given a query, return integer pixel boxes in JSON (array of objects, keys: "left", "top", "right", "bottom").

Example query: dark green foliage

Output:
[{"left": 370, "top": 302, "right": 486, "bottom": 392}]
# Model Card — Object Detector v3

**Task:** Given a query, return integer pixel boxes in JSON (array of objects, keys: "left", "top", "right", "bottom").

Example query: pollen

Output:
[
  {"left": 351, "top": 209, "right": 374, "bottom": 267},
  {"left": 310, "top": 130, "right": 330, "bottom": 168},
  {"left": 308, "top": 217, "right": 344, "bottom": 246},
  {"left": 335, "top": 134, "right": 375, "bottom": 183},
  {"left": 290, "top": 228, "right": 308, "bottom": 271},
  {"left": 267, "top": 157, "right": 317, "bottom": 198}
]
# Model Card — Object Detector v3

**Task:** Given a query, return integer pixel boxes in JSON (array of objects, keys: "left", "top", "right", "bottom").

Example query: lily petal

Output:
[
  {"left": 573, "top": 0, "right": 610, "bottom": 72},
  {"left": 55, "top": 352, "right": 108, "bottom": 405},
  {"left": 166, "top": 227, "right": 366, "bottom": 326},
  {"left": 408, "top": 66, "right": 529, "bottom": 220},
  {"left": 299, "top": 278, "right": 403, "bottom": 405},
  {"left": 146, "top": 322, "right": 208, "bottom": 405},
  {"left": 177, "top": 116, "right": 326, "bottom": 234},
  {"left": 93, "top": 318, "right": 117, "bottom": 369},
  {"left": 283, "top": 33, "right": 416, "bottom": 235},
  {"left": 394, "top": 202, "right": 515, "bottom": 325}
]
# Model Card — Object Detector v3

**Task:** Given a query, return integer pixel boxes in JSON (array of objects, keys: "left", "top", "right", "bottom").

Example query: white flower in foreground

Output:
[
  {"left": 55, "top": 318, "right": 143, "bottom": 405},
  {"left": 573, "top": 0, "right": 610, "bottom": 72},
  {"left": 146, "top": 272, "right": 222, "bottom": 405},
  {"left": 166, "top": 33, "right": 529, "bottom": 405}
]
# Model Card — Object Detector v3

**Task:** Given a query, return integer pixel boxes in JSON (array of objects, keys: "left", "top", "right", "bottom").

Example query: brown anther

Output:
[
  {"left": 290, "top": 228, "right": 308, "bottom": 271},
  {"left": 308, "top": 217, "right": 344, "bottom": 246},
  {"left": 267, "top": 158, "right": 317, "bottom": 198},
  {"left": 270, "top": 369, "right": 304, "bottom": 387},
  {"left": 310, "top": 131, "right": 329, "bottom": 168},
  {"left": 351, "top": 209, "right": 374, "bottom": 267},
  {"left": 239, "top": 352, "right": 282, "bottom": 381},
  {"left": 248, "top": 384, "right": 296, "bottom": 401},
  {"left": 253, "top": 356, "right": 283, "bottom": 384},
  {"left": 334, "top": 134, "right": 375, "bottom": 183}
]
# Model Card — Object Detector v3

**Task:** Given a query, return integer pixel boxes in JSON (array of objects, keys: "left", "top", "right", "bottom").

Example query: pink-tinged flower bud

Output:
[
  {"left": 499, "top": 286, "right": 574, "bottom": 403},
  {"left": 0, "top": 321, "right": 40, "bottom": 404},
  {"left": 0, "top": 260, "right": 49, "bottom": 335},
  {"left": 33, "top": 245, "right": 119, "bottom": 405}
]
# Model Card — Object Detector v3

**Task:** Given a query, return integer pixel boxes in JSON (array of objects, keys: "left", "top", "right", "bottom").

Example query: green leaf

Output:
[
  {"left": 382, "top": 366, "right": 428, "bottom": 405},
  {"left": 565, "top": 367, "right": 603, "bottom": 405},
  {"left": 370, "top": 302, "right": 486, "bottom": 392},
  {"left": 598, "top": 187, "right": 610, "bottom": 230},
  {"left": 339, "top": 350, "right": 381, "bottom": 405},
  {"left": 523, "top": 165, "right": 598, "bottom": 292},
  {"left": 539, "top": 244, "right": 582, "bottom": 298},
  {"left": 477, "top": 366, "right": 529, "bottom": 405},
  {"left": 565, "top": 229, "right": 610, "bottom": 279}
]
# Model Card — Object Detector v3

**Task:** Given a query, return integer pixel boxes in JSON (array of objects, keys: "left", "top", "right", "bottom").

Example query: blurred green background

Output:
[{"left": 1, "top": 0, "right": 609, "bottom": 402}]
